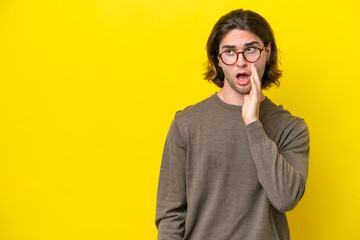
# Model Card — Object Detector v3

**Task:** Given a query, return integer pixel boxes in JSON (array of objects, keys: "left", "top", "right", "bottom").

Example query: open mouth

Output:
[
  {"left": 235, "top": 72, "right": 251, "bottom": 85},
  {"left": 236, "top": 73, "right": 250, "bottom": 80}
]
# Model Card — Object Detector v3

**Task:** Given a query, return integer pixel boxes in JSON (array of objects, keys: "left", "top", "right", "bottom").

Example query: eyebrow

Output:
[
  {"left": 222, "top": 41, "right": 261, "bottom": 49},
  {"left": 244, "top": 41, "right": 260, "bottom": 47}
]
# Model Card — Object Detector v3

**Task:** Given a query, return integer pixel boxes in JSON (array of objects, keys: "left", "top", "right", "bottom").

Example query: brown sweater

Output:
[{"left": 156, "top": 93, "right": 310, "bottom": 240}]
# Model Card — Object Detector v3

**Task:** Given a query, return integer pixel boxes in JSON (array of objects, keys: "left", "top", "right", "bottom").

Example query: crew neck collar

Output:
[{"left": 211, "top": 92, "right": 270, "bottom": 111}]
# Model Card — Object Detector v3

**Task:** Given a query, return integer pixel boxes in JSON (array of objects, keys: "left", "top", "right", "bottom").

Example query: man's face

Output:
[{"left": 217, "top": 29, "right": 271, "bottom": 95}]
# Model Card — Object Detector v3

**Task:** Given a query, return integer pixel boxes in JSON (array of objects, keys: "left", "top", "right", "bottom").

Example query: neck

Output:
[{"left": 217, "top": 87, "right": 266, "bottom": 106}]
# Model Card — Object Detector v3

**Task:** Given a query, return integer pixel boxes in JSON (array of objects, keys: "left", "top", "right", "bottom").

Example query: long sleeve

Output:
[
  {"left": 155, "top": 119, "right": 187, "bottom": 239},
  {"left": 245, "top": 119, "right": 310, "bottom": 212}
]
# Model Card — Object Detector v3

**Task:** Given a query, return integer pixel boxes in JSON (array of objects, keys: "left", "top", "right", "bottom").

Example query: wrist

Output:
[{"left": 244, "top": 117, "right": 259, "bottom": 126}]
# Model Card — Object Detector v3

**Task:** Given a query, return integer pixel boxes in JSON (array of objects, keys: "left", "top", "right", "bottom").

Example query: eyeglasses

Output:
[{"left": 218, "top": 46, "right": 266, "bottom": 65}]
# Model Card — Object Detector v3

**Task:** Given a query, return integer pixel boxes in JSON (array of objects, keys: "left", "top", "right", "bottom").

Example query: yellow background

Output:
[{"left": 0, "top": 0, "right": 359, "bottom": 239}]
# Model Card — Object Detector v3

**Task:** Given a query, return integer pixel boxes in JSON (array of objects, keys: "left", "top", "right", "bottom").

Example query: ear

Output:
[
  {"left": 217, "top": 55, "right": 222, "bottom": 67},
  {"left": 265, "top": 42, "right": 272, "bottom": 62}
]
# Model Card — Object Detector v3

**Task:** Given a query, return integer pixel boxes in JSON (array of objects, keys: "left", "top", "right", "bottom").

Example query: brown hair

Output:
[{"left": 204, "top": 9, "right": 281, "bottom": 89}]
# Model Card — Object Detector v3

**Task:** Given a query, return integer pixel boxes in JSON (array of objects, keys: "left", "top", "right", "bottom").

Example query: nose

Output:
[{"left": 236, "top": 53, "right": 248, "bottom": 68}]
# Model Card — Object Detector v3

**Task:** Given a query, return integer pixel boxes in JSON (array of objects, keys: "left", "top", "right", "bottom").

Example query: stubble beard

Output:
[{"left": 225, "top": 77, "right": 252, "bottom": 95}]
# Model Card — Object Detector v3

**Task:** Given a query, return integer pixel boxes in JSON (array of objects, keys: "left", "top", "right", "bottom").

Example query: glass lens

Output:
[
  {"left": 243, "top": 48, "right": 260, "bottom": 62},
  {"left": 222, "top": 52, "right": 237, "bottom": 65}
]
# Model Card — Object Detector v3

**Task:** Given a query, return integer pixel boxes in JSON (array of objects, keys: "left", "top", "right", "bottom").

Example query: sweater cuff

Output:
[{"left": 245, "top": 120, "right": 268, "bottom": 145}]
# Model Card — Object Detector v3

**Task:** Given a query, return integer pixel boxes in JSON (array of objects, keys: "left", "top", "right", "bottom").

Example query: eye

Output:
[
  {"left": 224, "top": 50, "right": 236, "bottom": 55},
  {"left": 246, "top": 47, "right": 256, "bottom": 53}
]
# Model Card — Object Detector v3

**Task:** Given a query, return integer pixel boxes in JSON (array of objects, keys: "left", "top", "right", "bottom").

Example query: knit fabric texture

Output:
[{"left": 156, "top": 93, "right": 310, "bottom": 240}]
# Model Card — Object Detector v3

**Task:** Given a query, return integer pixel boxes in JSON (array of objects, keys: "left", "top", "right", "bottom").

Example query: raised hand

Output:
[{"left": 242, "top": 63, "right": 262, "bottom": 126}]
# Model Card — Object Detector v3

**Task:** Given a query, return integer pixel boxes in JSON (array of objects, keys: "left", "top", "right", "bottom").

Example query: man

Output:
[{"left": 156, "top": 9, "right": 309, "bottom": 240}]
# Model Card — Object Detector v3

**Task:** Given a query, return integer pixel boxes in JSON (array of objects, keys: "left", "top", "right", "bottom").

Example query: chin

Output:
[
  {"left": 234, "top": 85, "right": 251, "bottom": 95},
  {"left": 225, "top": 78, "right": 252, "bottom": 95}
]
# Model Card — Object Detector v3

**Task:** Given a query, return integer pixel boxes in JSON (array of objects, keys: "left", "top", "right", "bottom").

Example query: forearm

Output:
[
  {"left": 156, "top": 119, "right": 187, "bottom": 239},
  {"left": 245, "top": 120, "right": 309, "bottom": 212},
  {"left": 156, "top": 164, "right": 187, "bottom": 239},
  {"left": 156, "top": 193, "right": 187, "bottom": 239}
]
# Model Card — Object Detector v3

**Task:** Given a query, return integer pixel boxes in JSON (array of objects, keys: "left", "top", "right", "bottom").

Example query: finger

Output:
[
  {"left": 251, "top": 64, "right": 261, "bottom": 90},
  {"left": 250, "top": 75, "right": 257, "bottom": 96},
  {"left": 250, "top": 65, "right": 258, "bottom": 95},
  {"left": 250, "top": 64, "right": 262, "bottom": 96}
]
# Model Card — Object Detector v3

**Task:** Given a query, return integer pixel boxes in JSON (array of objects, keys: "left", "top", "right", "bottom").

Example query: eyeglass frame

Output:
[{"left": 218, "top": 45, "right": 267, "bottom": 65}]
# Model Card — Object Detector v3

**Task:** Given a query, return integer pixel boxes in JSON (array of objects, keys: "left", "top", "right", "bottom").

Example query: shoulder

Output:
[
  {"left": 261, "top": 98, "right": 309, "bottom": 148},
  {"left": 173, "top": 94, "right": 218, "bottom": 125},
  {"left": 261, "top": 97, "right": 306, "bottom": 127}
]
